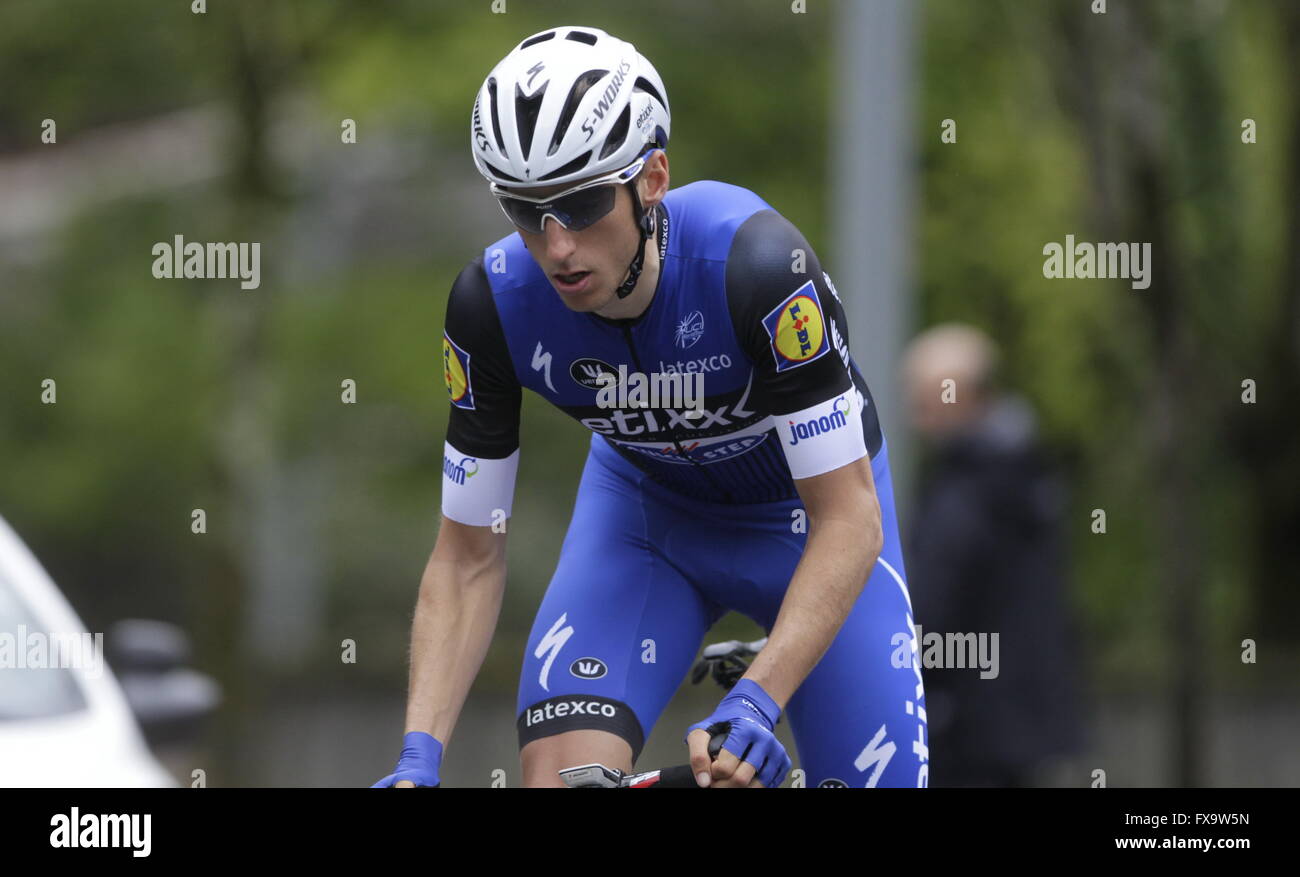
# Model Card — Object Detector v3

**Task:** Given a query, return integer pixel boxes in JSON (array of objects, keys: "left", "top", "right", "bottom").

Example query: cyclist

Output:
[{"left": 374, "top": 25, "right": 927, "bottom": 789}]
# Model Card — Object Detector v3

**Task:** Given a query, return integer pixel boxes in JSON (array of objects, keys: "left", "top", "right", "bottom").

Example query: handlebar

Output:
[
  {"left": 558, "top": 729, "right": 728, "bottom": 788},
  {"left": 559, "top": 636, "right": 769, "bottom": 788}
]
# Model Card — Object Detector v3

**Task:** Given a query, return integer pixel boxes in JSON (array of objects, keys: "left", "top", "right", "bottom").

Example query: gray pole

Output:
[{"left": 830, "top": 0, "right": 916, "bottom": 513}]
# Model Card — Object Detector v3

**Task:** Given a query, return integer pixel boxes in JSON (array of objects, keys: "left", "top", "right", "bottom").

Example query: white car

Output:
[{"left": 0, "top": 513, "right": 177, "bottom": 787}]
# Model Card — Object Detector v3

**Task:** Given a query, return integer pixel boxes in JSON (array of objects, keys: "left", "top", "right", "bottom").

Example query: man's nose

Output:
[{"left": 542, "top": 217, "right": 578, "bottom": 262}]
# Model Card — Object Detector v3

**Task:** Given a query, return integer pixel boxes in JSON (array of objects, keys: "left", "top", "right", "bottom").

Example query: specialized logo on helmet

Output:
[
  {"left": 761, "top": 280, "right": 830, "bottom": 371},
  {"left": 788, "top": 396, "right": 852, "bottom": 447},
  {"left": 570, "top": 357, "right": 621, "bottom": 390},
  {"left": 524, "top": 61, "right": 546, "bottom": 93},
  {"left": 580, "top": 59, "right": 632, "bottom": 141},
  {"left": 443, "top": 332, "right": 475, "bottom": 409},
  {"left": 674, "top": 310, "right": 705, "bottom": 349}
]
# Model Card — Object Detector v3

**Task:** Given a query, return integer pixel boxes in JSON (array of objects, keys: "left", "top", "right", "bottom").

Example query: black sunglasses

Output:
[
  {"left": 490, "top": 149, "right": 656, "bottom": 234},
  {"left": 496, "top": 184, "right": 620, "bottom": 234}
]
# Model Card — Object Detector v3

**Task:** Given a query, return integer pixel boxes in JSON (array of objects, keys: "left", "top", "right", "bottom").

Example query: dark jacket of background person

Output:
[{"left": 907, "top": 395, "right": 1086, "bottom": 787}]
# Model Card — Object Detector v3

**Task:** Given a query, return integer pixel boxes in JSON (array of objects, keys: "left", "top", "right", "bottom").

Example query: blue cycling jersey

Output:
[
  {"left": 439, "top": 180, "right": 928, "bottom": 786},
  {"left": 440, "top": 180, "right": 883, "bottom": 519}
]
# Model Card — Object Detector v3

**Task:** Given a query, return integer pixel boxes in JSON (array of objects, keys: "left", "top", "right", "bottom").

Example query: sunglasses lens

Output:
[
  {"left": 554, "top": 186, "right": 617, "bottom": 230},
  {"left": 498, "top": 185, "right": 618, "bottom": 233},
  {"left": 497, "top": 196, "right": 543, "bottom": 233}
]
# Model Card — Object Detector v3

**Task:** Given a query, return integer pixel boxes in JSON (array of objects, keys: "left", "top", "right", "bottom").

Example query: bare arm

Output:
[
  {"left": 389, "top": 253, "right": 519, "bottom": 784},
  {"left": 743, "top": 455, "right": 883, "bottom": 708},
  {"left": 403, "top": 515, "right": 508, "bottom": 747}
]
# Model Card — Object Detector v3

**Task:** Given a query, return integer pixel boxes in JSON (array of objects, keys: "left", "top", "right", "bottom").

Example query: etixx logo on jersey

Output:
[
  {"left": 443, "top": 332, "right": 474, "bottom": 410},
  {"left": 761, "top": 280, "right": 830, "bottom": 372}
]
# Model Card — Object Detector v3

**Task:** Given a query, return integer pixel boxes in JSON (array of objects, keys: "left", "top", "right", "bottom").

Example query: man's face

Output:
[
  {"left": 903, "top": 361, "right": 987, "bottom": 441},
  {"left": 507, "top": 181, "right": 641, "bottom": 313}
]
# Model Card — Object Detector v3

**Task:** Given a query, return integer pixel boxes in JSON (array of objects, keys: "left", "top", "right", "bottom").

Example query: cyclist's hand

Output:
[
  {"left": 685, "top": 679, "right": 790, "bottom": 789},
  {"left": 371, "top": 731, "right": 443, "bottom": 788}
]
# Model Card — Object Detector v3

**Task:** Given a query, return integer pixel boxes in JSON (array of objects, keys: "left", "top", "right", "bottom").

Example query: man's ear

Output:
[{"left": 640, "top": 151, "right": 670, "bottom": 206}]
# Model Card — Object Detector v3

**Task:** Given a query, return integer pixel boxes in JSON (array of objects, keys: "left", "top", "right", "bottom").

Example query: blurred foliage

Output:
[
  {"left": 917, "top": 0, "right": 1300, "bottom": 691},
  {"left": 0, "top": 1, "right": 836, "bottom": 698},
  {"left": 1, "top": 0, "right": 1297, "bottom": 784}
]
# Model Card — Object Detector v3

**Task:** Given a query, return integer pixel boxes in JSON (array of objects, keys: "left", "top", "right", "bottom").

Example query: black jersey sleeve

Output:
[
  {"left": 725, "top": 209, "right": 882, "bottom": 478},
  {"left": 440, "top": 256, "right": 523, "bottom": 525}
]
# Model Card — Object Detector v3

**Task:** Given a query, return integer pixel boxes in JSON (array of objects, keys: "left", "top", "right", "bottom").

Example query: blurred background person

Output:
[{"left": 902, "top": 324, "right": 1085, "bottom": 787}]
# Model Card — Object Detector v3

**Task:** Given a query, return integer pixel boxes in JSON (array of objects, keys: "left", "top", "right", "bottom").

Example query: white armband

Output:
[
  {"left": 774, "top": 391, "right": 868, "bottom": 480},
  {"left": 441, "top": 441, "right": 520, "bottom": 526}
]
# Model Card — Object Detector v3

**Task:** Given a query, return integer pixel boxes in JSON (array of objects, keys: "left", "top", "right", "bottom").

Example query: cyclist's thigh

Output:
[
  {"left": 517, "top": 448, "right": 718, "bottom": 765},
  {"left": 783, "top": 446, "right": 931, "bottom": 788},
  {"left": 521, "top": 729, "right": 634, "bottom": 787}
]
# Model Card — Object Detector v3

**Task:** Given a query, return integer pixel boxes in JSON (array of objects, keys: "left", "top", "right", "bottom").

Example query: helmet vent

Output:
[
  {"left": 598, "top": 104, "right": 631, "bottom": 161},
  {"left": 486, "top": 78, "right": 507, "bottom": 155},
  {"left": 633, "top": 77, "right": 667, "bottom": 113},
  {"left": 483, "top": 161, "right": 522, "bottom": 183},
  {"left": 519, "top": 31, "right": 555, "bottom": 49},
  {"left": 538, "top": 150, "right": 592, "bottom": 182},
  {"left": 548, "top": 69, "right": 607, "bottom": 156},
  {"left": 515, "top": 81, "right": 548, "bottom": 161},
  {"left": 565, "top": 30, "right": 598, "bottom": 45}
]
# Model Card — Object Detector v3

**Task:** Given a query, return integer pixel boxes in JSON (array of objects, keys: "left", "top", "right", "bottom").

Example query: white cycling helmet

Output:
[{"left": 470, "top": 25, "right": 670, "bottom": 189}]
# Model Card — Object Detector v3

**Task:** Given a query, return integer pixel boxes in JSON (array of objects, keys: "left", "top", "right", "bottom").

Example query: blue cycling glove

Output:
[
  {"left": 371, "top": 731, "right": 443, "bottom": 788},
  {"left": 686, "top": 678, "right": 791, "bottom": 788}
]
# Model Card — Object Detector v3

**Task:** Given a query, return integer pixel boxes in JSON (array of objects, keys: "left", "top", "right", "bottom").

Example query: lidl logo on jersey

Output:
[
  {"left": 443, "top": 332, "right": 474, "bottom": 409},
  {"left": 788, "top": 395, "right": 852, "bottom": 446},
  {"left": 442, "top": 454, "right": 479, "bottom": 485},
  {"left": 761, "top": 280, "right": 830, "bottom": 371}
]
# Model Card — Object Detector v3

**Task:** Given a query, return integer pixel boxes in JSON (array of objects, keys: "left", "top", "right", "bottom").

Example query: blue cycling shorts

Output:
[{"left": 516, "top": 433, "right": 930, "bottom": 788}]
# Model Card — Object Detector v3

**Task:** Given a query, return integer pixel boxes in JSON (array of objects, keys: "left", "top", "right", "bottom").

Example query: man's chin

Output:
[{"left": 552, "top": 284, "right": 610, "bottom": 312}]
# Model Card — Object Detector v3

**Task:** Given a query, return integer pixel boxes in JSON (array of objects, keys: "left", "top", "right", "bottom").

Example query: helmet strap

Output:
[{"left": 615, "top": 182, "right": 656, "bottom": 300}]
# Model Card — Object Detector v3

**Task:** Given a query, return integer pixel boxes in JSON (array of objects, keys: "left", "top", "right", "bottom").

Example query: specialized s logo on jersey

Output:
[
  {"left": 761, "top": 280, "right": 830, "bottom": 372},
  {"left": 442, "top": 331, "right": 474, "bottom": 409}
]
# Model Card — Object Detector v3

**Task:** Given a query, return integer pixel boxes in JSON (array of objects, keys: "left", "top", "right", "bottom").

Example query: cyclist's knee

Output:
[{"left": 520, "top": 729, "right": 634, "bottom": 788}]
